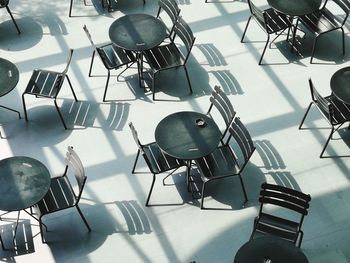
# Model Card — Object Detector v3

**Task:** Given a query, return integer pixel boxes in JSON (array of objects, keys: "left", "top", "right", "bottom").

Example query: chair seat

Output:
[
  {"left": 261, "top": 8, "right": 291, "bottom": 34},
  {"left": 143, "top": 42, "right": 184, "bottom": 71},
  {"left": 325, "top": 94, "right": 350, "bottom": 124},
  {"left": 24, "top": 70, "right": 64, "bottom": 98},
  {"left": 36, "top": 176, "right": 75, "bottom": 215},
  {"left": 143, "top": 142, "right": 185, "bottom": 174},
  {"left": 299, "top": 8, "right": 343, "bottom": 34},
  {"left": 98, "top": 44, "right": 136, "bottom": 70},
  {"left": 195, "top": 145, "right": 240, "bottom": 182}
]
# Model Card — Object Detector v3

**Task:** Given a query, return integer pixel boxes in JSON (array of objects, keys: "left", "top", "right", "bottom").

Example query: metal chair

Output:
[
  {"left": 143, "top": 16, "right": 195, "bottom": 101},
  {"left": 22, "top": 49, "right": 77, "bottom": 129},
  {"left": 194, "top": 117, "right": 255, "bottom": 209},
  {"left": 250, "top": 183, "right": 311, "bottom": 247},
  {"left": 294, "top": 0, "right": 350, "bottom": 63},
  {"left": 0, "top": 0, "right": 20, "bottom": 34},
  {"left": 241, "top": 0, "right": 292, "bottom": 65},
  {"left": 207, "top": 85, "right": 236, "bottom": 140},
  {"left": 299, "top": 78, "right": 350, "bottom": 158},
  {"left": 34, "top": 146, "right": 91, "bottom": 243},
  {"left": 83, "top": 25, "right": 136, "bottom": 102},
  {"left": 129, "top": 122, "right": 186, "bottom": 206},
  {"left": 156, "top": 0, "right": 181, "bottom": 41},
  {"left": 22, "top": 49, "right": 78, "bottom": 130}
]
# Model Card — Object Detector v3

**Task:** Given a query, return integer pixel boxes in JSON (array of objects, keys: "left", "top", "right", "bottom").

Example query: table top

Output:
[
  {"left": 155, "top": 111, "right": 222, "bottom": 160},
  {"left": 0, "top": 58, "right": 19, "bottom": 97},
  {"left": 109, "top": 13, "right": 167, "bottom": 52},
  {"left": 267, "top": 0, "right": 322, "bottom": 16},
  {"left": 0, "top": 156, "right": 51, "bottom": 211},
  {"left": 234, "top": 237, "right": 309, "bottom": 263},
  {"left": 331, "top": 66, "right": 350, "bottom": 105}
]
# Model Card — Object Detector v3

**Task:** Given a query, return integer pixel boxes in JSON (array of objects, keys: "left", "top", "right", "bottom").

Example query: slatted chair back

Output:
[
  {"left": 247, "top": 0, "right": 266, "bottom": 29},
  {"left": 65, "top": 146, "right": 87, "bottom": 203},
  {"left": 227, "top": 117, "right": 255, "bottom": 167},
  {"left": 207, "top": 85, "right": 236, "bottom": 137},
  {"left": 83, "top": 25, "right": 98, "bottom": 51},
  {"left": 173, "top": 16, "right": 196, "bottom": 64},
  {"left": 62, "top": 49, "right": 74, "bottom": 76},
  {"left": 157, "top": 0, "right": 180, "bottom": 26},
  {"left": 330, "top": 0, "right": 350, "bottom": 25},
  {"left": 129, "top": 122, "right": 143, "bottom": 152}
]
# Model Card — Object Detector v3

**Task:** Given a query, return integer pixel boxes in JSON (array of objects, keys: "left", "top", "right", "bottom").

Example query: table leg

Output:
[
  {"left": 186, "top": 160, "right": 192, "bottom": 192},
  {"left": 13, "top": 210, "right": 21, "bottom": 246},
  {"left": 136, "top": 52, "right": 146, "bottom": 91}
]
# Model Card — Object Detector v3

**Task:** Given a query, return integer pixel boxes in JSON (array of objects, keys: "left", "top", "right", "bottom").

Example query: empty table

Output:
[
  {"left": 109, "top": 14, "right": 167, "bottom": 88},
  {"left": 331, "top": 66, "right": 350, "bottom": 105},
  {"left": 234, "top": 237, "right": 309, "bottom": 263},
  {"left": 267, "top": 0, "right": 321, "bottom": 16},
  {"left": 0, "top": 156, "right": 51, "bottom": 243},
  {"left": 0, "top": 58, "right": 20, "bottom": 118}
]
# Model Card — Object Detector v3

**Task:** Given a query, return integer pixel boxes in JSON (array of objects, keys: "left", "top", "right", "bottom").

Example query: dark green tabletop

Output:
[
  {"left": 0, "top": 58, "right": 19, "bottom": 97},
  {"left": 331, "top": 67, "right": 350, "bottom": 105},
  {"left": 109, "top": 14, "right": 167, "bottom": 52},
  {"left": 234, "top": 237, "right": 308, "bottom": 263},
  {"left": 155, "top": 111, "right": 222, "bottom": 160},
  {"left": 267, "top": 0, "right": 321, "bottom": 16},
  {"left": 0, "top": 156, "right": 51, "bottom": 211}
]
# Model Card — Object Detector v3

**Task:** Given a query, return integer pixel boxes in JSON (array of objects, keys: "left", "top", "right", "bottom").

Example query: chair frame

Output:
[
  {"left": 22, "top": 49, "right": 78, "bottom": 130},
  {"left": 250, "top": 183, "right": 311, "bottom": 247},
  {"left": 156, "top": 0, "right": 181, "bottom": 41},
  {"left": 299, "top": 78, "right": 350, "bottom": 158},
  {"left": 0, "top": 0, "right": 20, "bottom": 34}
]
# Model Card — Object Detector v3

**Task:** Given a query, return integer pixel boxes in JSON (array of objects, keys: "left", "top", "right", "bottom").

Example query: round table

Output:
[
  {"left": 330, "top": 66, "right": 350, "bottom": 105},
  {"left": 155, "top": 111, "right": 222, "bottom": 160},
  {"left": 234, "top": 237, "right": 309, "bottom": 263},
  {"left": 267, "top": 0, "right": 321, "bottom": 16},
  {"left": 0, "top": 57, "right": 21, "bottom": 118}
]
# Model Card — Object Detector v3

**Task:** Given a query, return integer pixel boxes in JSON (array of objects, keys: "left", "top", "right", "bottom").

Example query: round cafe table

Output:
[
  {"left": 0, "top": 156, "right": 51, "bottom": 243},
  {"left": 330, "top": 66, "right": 350, "bottom": 105},
  {"left": 267, "top": 0, "right": 321, "bottom": 16},
  {"left": 234, "top": 237, "right": 309, "bottom": 263},
  {"left": 0, "top": 58, "right": 21, "bottom": 118}
]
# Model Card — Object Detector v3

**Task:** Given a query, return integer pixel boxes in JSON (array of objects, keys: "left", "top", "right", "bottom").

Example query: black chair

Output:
[
  {"left": 207, "top": 85, "right": 236, "bottom": 140},
  {"left": 143, "top": 16, "right": 195, "bottom": 101},
  {"left": 69, "top": 0, "right": 86, "bottom": 17},
  {"left": 83, "top": 25, "right": 136, "bottom": 102},
  {"left": 241, "top": 0, "right": 292, "bottom": 65},
  {"left": 194, "top": 117, "right": 255, "bottom": 209},
  {"left": 0, "top": 0, "right": 20, "bottom": 34},
  {"left": 22, "top": 49, "right": 78, "bottom": 130},
  {"left": 156, "top": 0, "right": 181, "bottom": 41},
  {"left": 250, "top": 183, "right": 311, "bottom": 247},
  {"left": 34, "top": 146, "right": 91, "bottom": 243},
  {"left": 299, "top": 78, "right": 350, "bottom": 158},
  {"left": 129, "top": 122, "right": 186, "bottom": 206},
  {"left": 294, "top": 0, "right": 350, "bottom": 63}
]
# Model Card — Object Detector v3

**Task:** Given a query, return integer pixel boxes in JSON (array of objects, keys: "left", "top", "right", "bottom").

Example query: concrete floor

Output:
[{"left": 1, "top": 0, "right": 350, "bottom": 262}]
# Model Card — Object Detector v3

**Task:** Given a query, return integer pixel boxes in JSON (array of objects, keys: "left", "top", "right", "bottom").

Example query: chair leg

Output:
[
  {"left": 310, "top": 34, "right": 319, "bottom": 64},
  {"left": 145, "top": 174, "right": 156, "bottom": 207},
  {"left": 320, "top": 127, "right": 334, "bottom": 158},
  {"left": 152, "top": 71, "right": 157, "bottom": 101},
  {"left": 200, "top": 181, "right": 207, "bottom": 209},
  {"left": 22, "top": 93, "right": 29, "bottom": 121},
  {"left": 6, "top": 7, "right": 20, "bottom": 34},
  {"left": 54, "top": 99, "right": 68, "bottom": 130},
  {"left": 183, "top": 65, "right": 193, "bottom": 95},
  {"left": 76, "top": 205, "right": 91, "bottom": 232},
  {"left": 299, "top": 102, "right": 313, "bottom": 129},
  {"left": 65, "top": 75, "right": 78, "bottom": 102},
  {"left": 103, "top": 70, "right": 111, "bottom": 102},
  {"left": 238, "top": 174, "right": 248, "bottom": 207},
  {"left": 259, "top": 35, "right": 270, "bottom": 65},
  {"left": 69, "top": 0, "right": 73, "bottom": 17},
  {"left": 88, "top": 51, "right": 95, "bottom": 77},
  {"left": 39, "top": 217, "right": 46, "bottom": 243},
  {"left": 241, "top": 16, "right": 252, "bottom": 43},
  {"left": 341, "top": 28, "right": 345, "bottom": 55},
  {"left": 291, "top": 19, "right": 299, "bottom": 52},
  {"left": 132, "top": 149, "right": 140, "bottom": 173},
  {"left": 297, "top": 231, "right": 304, "bottom": 247}
]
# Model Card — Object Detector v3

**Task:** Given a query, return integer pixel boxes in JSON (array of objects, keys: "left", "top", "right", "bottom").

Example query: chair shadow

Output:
[
  {"left": 254, "top": 140, "right": 286, "bottom": 170},
  {"left": 196, "top": 43, "right": 228, "bottom": 66},
  {"left": 208, "top": 70, "right": 244, "bottom": 95}
]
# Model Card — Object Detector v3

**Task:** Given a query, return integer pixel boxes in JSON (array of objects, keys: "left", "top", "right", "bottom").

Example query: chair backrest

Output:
[
  {"left": 62, "top": 49, "right": 74, "bottom": 76},
  {"left": 129, "top": 122, "right": 143, "bottom": 152},
  {"left": 227, "top": 117, "right": 255, "bottom": 166},
  {"left": 173, "top": 16, "right": 196, "bottom": 63},
  {"left": 327, "top": 0, "right": 350, "bottom": 23},
  {"left": 83, "top": 25, "right": 98, "bottom": 51},
  {"left": 157, "top": 0, "right": 180, "bottom": 24},
  {"left": 247, "top": 0, "right": 266, "bottom": 28},
  {"left": 207, "top": 85, "right": 236, "bottom": 137},
  {"left": 64, "top": 146, "right": 87, "bottom": 203}
]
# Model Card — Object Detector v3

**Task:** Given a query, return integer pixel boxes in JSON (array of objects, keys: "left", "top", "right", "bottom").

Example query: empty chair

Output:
[
  {"left": 22, "top": 49, "right": 78, "bottom": 130},
  {"left": 156, "top": 0, "right": 181, "bottom": 41},
  {"left": 83, "top": 25, "right": 136, "bottom": 102},
  {"left": 194, "top": 117, "right": 255, "bottom": 209},
  {"left": 207, "top": 85, "right": 236, "bottom": 140},
  {"left": 34, "top": 146, "right": 91, "bottom": 243},
  {"left": 143, "top": 16, "right": 195, "bottom": 100},
  {"left": 241, "top": 0, "right": 292, "bottom": 65},
  {"left": 0, "top": 0, "right": 20, "bottom": 34},
  {"left": 299, "top": 78, "right": 350, "bottom": 158},
  {"left": 129, "top": 122, "right": 186, "bottom": 206},
  {"left": 294, "top": 0, "right": 350, "bottom": 63},
  {"left": 250, "top": 183, "right": 311, "bottom": 247}
]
